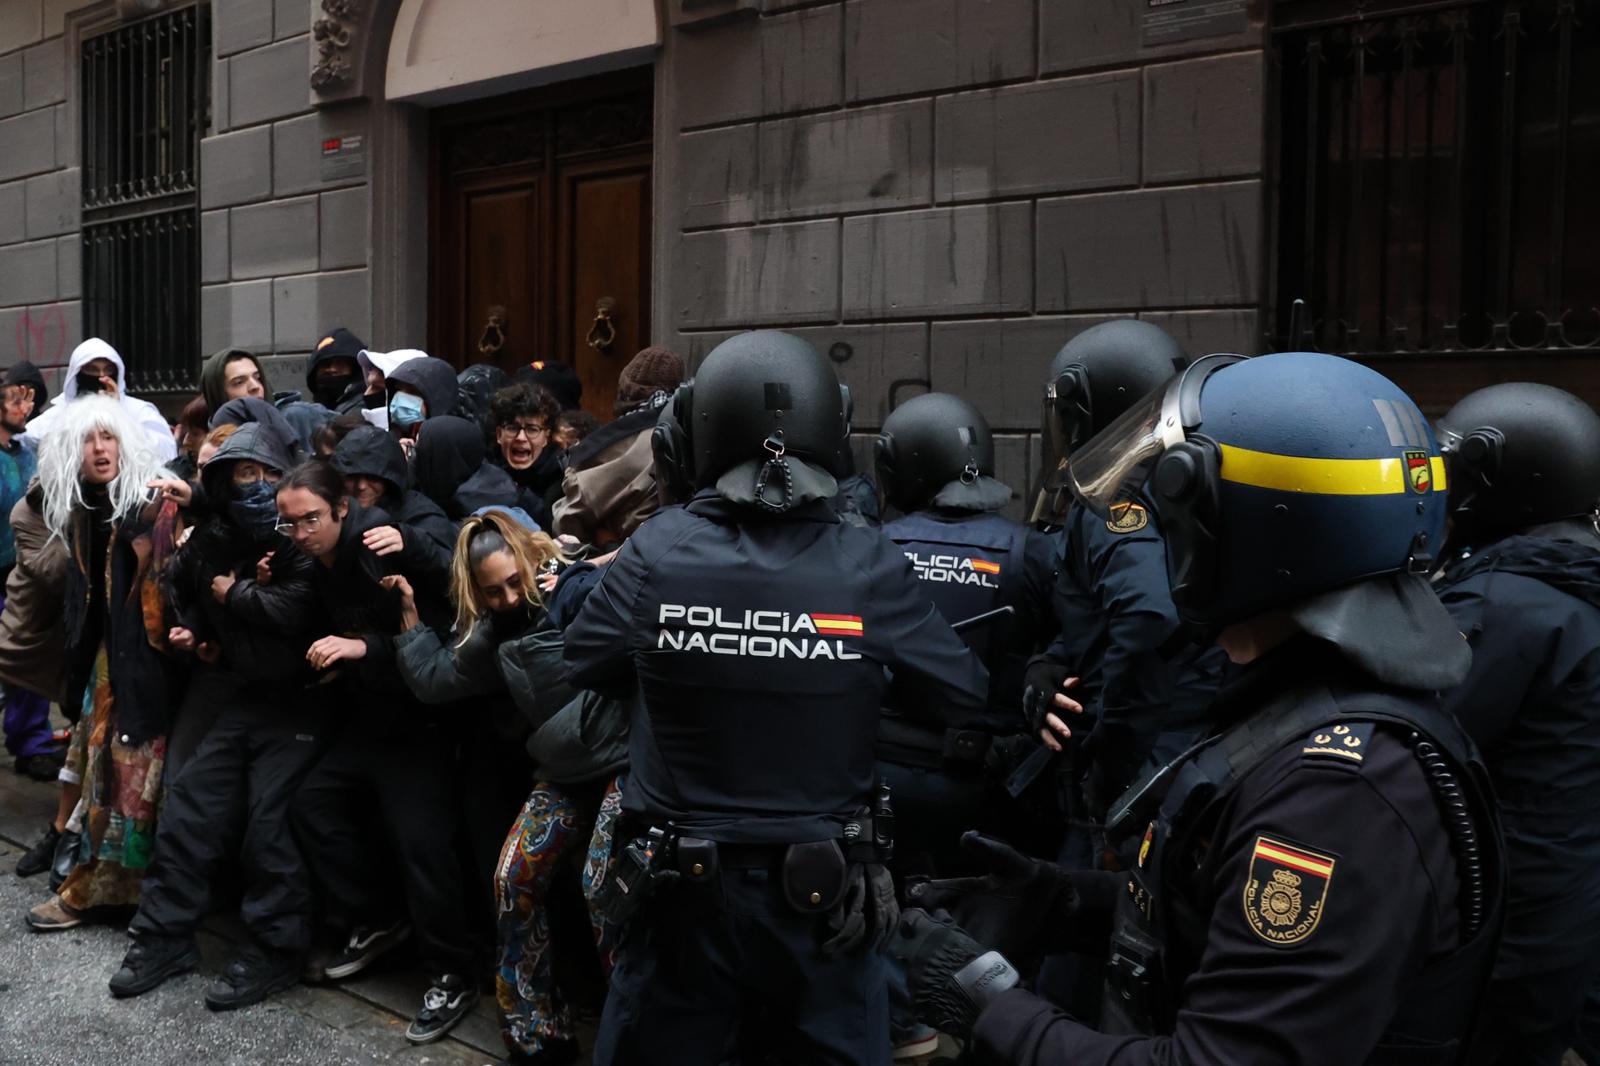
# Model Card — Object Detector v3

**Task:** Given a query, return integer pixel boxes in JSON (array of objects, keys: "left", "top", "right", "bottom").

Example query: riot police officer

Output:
[
  {"left": 895, "top": 351, "right": 1505, "bottom": 1066},
  {"left": 1025, "top": 321, "right": 1224, "bottom": 852},
  {"left": 874, "top": 392, "right": 1059, "bottom": 871},
  {"left": 563, "top": 330, "right": 989, "bottom": 1066},
  {"left": 1432, "top": 383, "right": 1600, "bottom": 1065}
]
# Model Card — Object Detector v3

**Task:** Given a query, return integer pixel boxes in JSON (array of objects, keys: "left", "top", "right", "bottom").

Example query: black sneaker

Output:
[
  {"left": 108, "top": 935, "right": 199, "bottom": 998},
  {"left": 404, "top": 973, "right": 477, "bottom": 1044},
  {"left": 322, "top": 920, "right": 410, "bottom": 981},
  {"left": 14, "top": 824, "right": 60, "bottom": 878},
  {"left": 14, "top": 752, "right": 63, "bottom": 782},
  {"left": 48, "top": 829, "right": 82, "bottom": 892},
  {"left": 203, "top": 946, "right": 300, "bottom": 1011}
]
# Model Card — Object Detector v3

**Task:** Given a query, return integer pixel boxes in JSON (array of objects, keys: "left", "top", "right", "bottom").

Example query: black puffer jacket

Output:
[
  {"left": 456, "top": 364, "right": 509, "bottom": 440},
  {"left": 414, "top": 416, "right": 551, "bottom": 526},
  {"left": 331, "top": 425, "right": 456, "bottom": 610},
  {"left": 164, "top": 425, "right": 320, "bottom": 688},
  {"left": 386, "top": 356, "right": 459, "bottom": 422}
]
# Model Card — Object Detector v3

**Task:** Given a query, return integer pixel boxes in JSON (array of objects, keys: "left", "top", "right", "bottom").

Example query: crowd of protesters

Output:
[{"left": 0, "top": 330, "right": 683, "bottom": 1060}]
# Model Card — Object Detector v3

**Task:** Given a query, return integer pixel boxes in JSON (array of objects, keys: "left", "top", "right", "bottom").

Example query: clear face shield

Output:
[
  {"left": 1068, "top": 354, "right": 1243, "bottom": 517},
  {"left": 1030, "top": 368, "right": 1092, "bottom": 526}
]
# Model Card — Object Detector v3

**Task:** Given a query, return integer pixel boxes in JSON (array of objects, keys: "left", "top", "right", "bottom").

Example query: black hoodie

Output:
[
  {"left": 456, "top": 364, "right": 509, "bottom": 439},
  {"left": 330, "top": 425, "right": 456, "bottom": 607},
  {"left": 385, "top": 356, "right": 460, "bottom": 426},
  {"left": 306, "top": 327, "right": 366, "bottom": 413},
  {"left": 1436, "top": 521, "right": 1600, "bottom": 967},
  {"left": 3, "top": 359, "right": 49, "bottom": 412},
  {"left": 208, "top": 396, "right": 305, "bottom": 463},
  {"left": 414, "top": 416, "right": 551, "bottom": 527},
  {"left": 165, "top": 424, "right": 320, "bottom": 689}
]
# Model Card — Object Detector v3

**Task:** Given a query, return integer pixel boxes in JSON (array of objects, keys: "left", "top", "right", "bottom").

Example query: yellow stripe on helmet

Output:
[{"left": 1218, "top": 443, "right": 1448, "bottom": 496}]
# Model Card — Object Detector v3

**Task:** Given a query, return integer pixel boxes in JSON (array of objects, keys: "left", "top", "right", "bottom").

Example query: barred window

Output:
[
  {"left": 1271, "top": 0, "right": 1600, "bottom": 359},
  {"left": 80, "top": 5, "right": 209, "bottom": 393}
]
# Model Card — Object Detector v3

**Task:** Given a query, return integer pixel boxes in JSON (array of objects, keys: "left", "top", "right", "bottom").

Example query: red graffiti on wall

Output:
[{"left": 13, "top": 305, "right": 68, "bottom": 368}]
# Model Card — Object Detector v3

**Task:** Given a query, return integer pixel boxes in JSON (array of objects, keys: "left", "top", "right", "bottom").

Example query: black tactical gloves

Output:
[
  {"left": 1023, "top": 656, "right": 1074, "bottom": 736},
  {"left": 906, "top": 831, "right": 1120, "bottom": 973},
  {"left": 892, "top": 908, "right": 1020, "bottom": 1038},
  {"left": 822, "top": 863, "right": 898, "bottom": 956}
]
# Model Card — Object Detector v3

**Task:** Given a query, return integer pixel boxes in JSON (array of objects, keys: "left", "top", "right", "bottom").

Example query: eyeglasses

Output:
[
  {"left": 274, "top": 509, "right": 327, "bottom": 535},
  {"left": 500, "top": 422, "right": 548, "bottom": 441}
]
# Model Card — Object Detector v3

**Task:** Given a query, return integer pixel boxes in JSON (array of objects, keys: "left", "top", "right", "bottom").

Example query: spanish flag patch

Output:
[{"left": 809, "top": 613, "right": 864, "bottom": 636}]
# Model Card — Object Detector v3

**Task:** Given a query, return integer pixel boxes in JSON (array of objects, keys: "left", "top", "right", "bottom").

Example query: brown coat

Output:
[
  {"left": 552, "top": 426, "right": 660, "bottom": 548},
  {"left": 0, "top": 490, "right": 68, "bottom": 703}
]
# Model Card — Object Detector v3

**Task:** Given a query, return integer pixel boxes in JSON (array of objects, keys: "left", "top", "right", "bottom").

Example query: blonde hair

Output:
[
  {"left": 38, "top": 395, "right": 168, "bottom": 540},
  {"left": 449, "top": 509, "right": 565, "bottom": 645}
]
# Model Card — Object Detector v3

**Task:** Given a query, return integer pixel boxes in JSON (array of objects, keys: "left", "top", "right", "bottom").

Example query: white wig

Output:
[{"left": 38, "top": 394, "right": 169, "bottom": 540}]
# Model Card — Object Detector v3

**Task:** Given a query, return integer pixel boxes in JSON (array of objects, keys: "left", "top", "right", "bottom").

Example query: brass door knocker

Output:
[
  {"left": 586, "top": 297, "right": 618, "bottom": 353},
  {"left": 478, "top": 305, "right": 508, "bottom": 356}
]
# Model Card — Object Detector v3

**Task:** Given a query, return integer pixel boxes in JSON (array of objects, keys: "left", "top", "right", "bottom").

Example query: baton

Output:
[{"left": 949, "top": 605, "right": 1015, "bottom": 635}]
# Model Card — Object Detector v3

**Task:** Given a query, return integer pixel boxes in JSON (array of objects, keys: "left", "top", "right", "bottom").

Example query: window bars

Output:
[{"left": 80, "top": 4, "right": 209, "bottom": 393}]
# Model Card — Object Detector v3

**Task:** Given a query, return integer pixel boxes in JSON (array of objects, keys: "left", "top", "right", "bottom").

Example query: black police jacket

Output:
[
  {"left": 564, "top": 490, "right": 990, "bottom": 845},
  {"left": 1042, "top": 495, "right": 1224, "bottom": 790},
  {"left": 882, "top": 508, "right": 1056, "bottom": 731},
  {"left": 1437, "top": 520, "right": 1600, "bottom": 974},
  {"left": 971, "top": 638, "right": 1502, "bottom": 1066}
]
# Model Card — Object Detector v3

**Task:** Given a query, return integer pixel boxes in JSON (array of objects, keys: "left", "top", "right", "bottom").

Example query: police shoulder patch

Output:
[
  {"left": 1243, "top": 835, "right": 1338, "bottom": 948},
  {"left": 1301, "top": 721, "right": 1374, "bottom": 767},
  {"left": 1105, "top": 502, "right": 1149, "bottom": 534}
]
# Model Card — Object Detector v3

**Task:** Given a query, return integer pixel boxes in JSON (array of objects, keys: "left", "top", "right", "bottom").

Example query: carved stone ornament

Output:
[{"left": 311, "top": 0, "right": 361, "bottom": 92}]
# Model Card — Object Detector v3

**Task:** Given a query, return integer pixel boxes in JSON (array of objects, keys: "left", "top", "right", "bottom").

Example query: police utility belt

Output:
[
  {"left": 875, "top": 715, "right": 994, "bottom": 770},
  {"left": 597, "top": 790, "right": 895, "bottom": 927}
]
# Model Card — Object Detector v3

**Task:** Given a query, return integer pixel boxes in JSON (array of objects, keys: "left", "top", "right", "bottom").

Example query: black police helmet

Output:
[
  {"left": 1438, "top": 382, "right": 1600, "bottom": 545},
  {"left": 875, "top": 393, "right": 996, "bottom": 514},
  {"left": 1045, "top": 319, "right": 1187, "bottom": 458},
  {"left": 677, "top": 330, "right": 849, "bottom": 491}
]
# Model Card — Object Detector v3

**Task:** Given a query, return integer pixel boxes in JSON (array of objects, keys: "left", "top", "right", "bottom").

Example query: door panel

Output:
[
  {"left": 430, "top": 70, "right": 652, "bottom": 422},
  {"left": 559, "top": 160, "right": 652, "bottom": 417},
  {"left": 461, "top": 179, "right": 541, "bottom": 365}
]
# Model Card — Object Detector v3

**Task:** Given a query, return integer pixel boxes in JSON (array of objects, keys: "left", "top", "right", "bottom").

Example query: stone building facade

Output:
[{"left": 0, "top": 0, "right": 1590, "bottom": 519}]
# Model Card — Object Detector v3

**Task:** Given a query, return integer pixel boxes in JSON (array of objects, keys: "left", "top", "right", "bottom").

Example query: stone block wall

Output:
[
  {"left": 657, "top": 0, "right": 1268, "bottom": 518},
  {"left": 0, "top": 0, "right": 82, "bottom": 393},
  {"left": 0, "top": 0, "right": 371, "bottom": 400},
  {"left": 202, "top": 0, "right": 370, "bottom": 399}
]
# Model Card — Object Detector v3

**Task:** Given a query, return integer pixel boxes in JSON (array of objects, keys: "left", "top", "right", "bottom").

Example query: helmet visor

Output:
[
  {"left": 1068, "top": 354, "right": 1245, "bottom": 518},
  {"left": 1066, "top": 379, "right": 1178, "bottom": 518}
]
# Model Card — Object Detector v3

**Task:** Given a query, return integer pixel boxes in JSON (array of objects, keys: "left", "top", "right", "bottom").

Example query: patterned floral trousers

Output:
[{"left": 494, "top": 774, "right": 624, "bottom": 1057}]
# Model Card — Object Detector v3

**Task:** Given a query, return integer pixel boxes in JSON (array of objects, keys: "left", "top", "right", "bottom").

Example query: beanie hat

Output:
[
  {"left": 614, "top": 346, "right": 684, "bottom": 415},
  {"left": 513, "top": 359, "right": 583, "bottom": 411}
]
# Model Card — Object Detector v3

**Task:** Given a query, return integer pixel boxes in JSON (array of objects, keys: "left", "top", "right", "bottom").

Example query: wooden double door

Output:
[{"left": 430, "top": 70, "right": 652, "bottom": 419}]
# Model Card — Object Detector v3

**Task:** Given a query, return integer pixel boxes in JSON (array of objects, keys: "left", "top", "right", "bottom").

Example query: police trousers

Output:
[{"left": 594, "top": 860, "right": 890, "bottom": 1066}]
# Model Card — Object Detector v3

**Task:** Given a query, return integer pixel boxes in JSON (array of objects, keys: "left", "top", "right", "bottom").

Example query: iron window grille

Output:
[
  {"left": 80, "top": 4, "right": 209, "bottom": 393},
  {"left": 1270, "top": 0, "right": 1600, "bottom": 358}
]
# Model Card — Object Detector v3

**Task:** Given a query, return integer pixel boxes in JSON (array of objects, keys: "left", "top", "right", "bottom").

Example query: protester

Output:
[
  {"left": 307, "top": 328, "right": 368, "bottom": 413},
  {"left": 551, "top": 346, "right": 683, "bottom": 547},
  {"left": 170, "top": 396, "right": 211, "bottom": 481},
  {"left": 456, "top": 363, "right": 511, "bottom": 440},
  {"left": 0, "top": 376, "right": 46, "bottom": 780},
  {"left": 26, "top": 396, "right": 182, "bottom": 932},
  {"left": 200, "top": 348, "right": 267, "bottom": 413},
  {"left": 490, "top": 384, "right": 564, "bottom": 501},
  {"left": 385, "top": 354, "right": 459, "bottom": 447},
  {"left": 110, "top": 423, "right": 325, "bottom": 1010},
  {"left": 281, "top": 458, "right": 479, "bottom": 1044},
  {"left": 412, "top": 415, "right": 549, "bottom": 527},
  {"left": 22, "top": 338, "right": 178, "bottom": 462},
  {"left": 330, "top": 425, "right": 455, "bottom": 597},
  {"left": 552, "top": 409, "right": 598, "bottom": 453},
  {"left": 514, "top": 359, "right": 582, "bottom": 412},
  {"left": 356, "top": 348, "right": 426, "bottom": 431}
]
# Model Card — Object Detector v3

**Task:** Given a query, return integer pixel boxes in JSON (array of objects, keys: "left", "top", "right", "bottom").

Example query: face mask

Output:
[
  {"left": 313, "top": 373, "right": 356, "bottom": 409},
  {"left": 389, "top": 391, "right": 426, "bottom": 428},
  {"left": 227, "top": 479, "right": 280, "bottom": 541}
]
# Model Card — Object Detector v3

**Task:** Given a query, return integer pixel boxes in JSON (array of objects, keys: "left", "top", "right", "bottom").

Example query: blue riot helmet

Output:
[{"left": 1069, "top": 353, "right": 1462, "bottom": 688}]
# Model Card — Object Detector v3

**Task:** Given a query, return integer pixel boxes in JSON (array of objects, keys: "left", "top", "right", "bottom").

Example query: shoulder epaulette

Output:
[{"left": 1301, "top": 721, "right": 1374, "bottom": 766}]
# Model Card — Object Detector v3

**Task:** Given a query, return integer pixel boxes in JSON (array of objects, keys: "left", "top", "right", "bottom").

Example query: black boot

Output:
[
  {"left": 14, "top": 751, "right": 63, "bottom": 782},
  {"left": 13, "top": 824, "right": 60, "bottom": 878},
  {"left": 48, "top": 828, "right": 82, "bottom": 892},
  {"left": 203, "top": 946, "right": 301, "bottom": 1011},
  {"left": 108, "top": 935, "right": 200, "bottom": 998}
]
